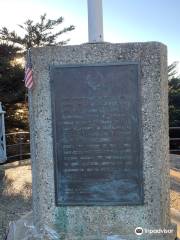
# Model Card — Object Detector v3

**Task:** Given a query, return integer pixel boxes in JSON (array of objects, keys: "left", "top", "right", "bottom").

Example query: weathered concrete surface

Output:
[{"left": 27, "top": 42, "right": 176, "bottom": 239}]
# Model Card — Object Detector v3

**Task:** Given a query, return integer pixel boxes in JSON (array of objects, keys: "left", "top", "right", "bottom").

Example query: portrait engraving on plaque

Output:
[{"left": 50, "top": 63, "right": 143, "bottom": 206}]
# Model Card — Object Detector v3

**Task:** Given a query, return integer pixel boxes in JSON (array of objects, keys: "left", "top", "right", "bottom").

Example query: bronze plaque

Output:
[{"left": 50, "top": 63, "right": 143, "bottom": 206}]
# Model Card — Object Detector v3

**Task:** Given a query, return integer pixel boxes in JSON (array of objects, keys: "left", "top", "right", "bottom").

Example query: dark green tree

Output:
[
  {"left": 0, "top": 14, "right": 75, "bottom": 133},
  {"left": 168, "top": 61, "right": 180, "bottom": 127},
  {"left": 168, "top": 61, "right": 179, "bottom": 79},
  {"left": 0, "top": 44, "right": 25, "bottom": 103},
  {"left": 169, "top": 77, "right": 180, "bottom": 127},
  {"left": 0, "top": 14, "right": 75, "bottom": 50},
  {"left": 0, "top": 43, "right": 27, "bottom": 133}
]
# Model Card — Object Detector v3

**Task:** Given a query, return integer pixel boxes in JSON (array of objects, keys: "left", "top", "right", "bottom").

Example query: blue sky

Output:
[{"left": 0, "top": 0, "right": 179, "bottom": 73}]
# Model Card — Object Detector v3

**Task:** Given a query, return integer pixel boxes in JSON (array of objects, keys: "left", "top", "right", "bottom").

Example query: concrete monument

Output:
[{"left": 27, "top": 41, "right": 176, "bottom": 240}]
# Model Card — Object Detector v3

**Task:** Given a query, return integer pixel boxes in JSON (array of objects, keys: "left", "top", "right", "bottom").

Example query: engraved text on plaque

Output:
[{"left": 50, "top": 63, "right": 143, "bottom": 205}]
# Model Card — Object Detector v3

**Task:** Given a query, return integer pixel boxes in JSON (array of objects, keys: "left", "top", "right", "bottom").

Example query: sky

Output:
[{"left": 0, "top": 0, "right": 179, "bottom": 74}]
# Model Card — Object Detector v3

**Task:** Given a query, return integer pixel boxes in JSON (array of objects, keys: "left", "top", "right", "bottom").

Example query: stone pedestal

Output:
[{"left": 27, "top": 42, "right": 176, "bottom": 240}]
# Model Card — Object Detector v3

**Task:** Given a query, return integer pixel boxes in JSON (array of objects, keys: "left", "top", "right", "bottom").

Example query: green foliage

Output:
[
  {"left": 5, "top": 103, "right": 29, "bottom": 133},
  {"left": 0, "top": 44, "right": 25, "bottom": 103},
  {"left": 0, "top": 14, "right": 75, "bottom": 49},
  {"left": 168, "top": 61, "right": 179, "bottom": 79},
  {"left": 169, "top": 77, "right": 180, "bottom": 127},
  {"left": 0, "top": 44, "right": 21, "bottom": 60},
  {"left": 0, "top": 14, "right": 75, "bottom": 133},
  {"left": 0, "top": 43, "right": 26, "bottom": 133}
]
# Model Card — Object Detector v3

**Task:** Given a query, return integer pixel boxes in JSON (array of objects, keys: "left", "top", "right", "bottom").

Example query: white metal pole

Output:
[
  {"left": 87, "top": 0, "right": 104, "bottom": 43},
  {"left": 0, "top": 102, "right": 6, "bottom": 163}
]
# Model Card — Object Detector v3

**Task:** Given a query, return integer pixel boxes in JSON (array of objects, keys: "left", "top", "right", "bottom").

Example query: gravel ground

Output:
[
  {"left": 0, "top": 155, "right": 179, "bottom": 240},
  {"left": 0, "top": 160, "right": 32, "bottom": 240},
  {"left": 170, "top": 169, "right": 180, "bottom": 211},
  {"left": 170, "top": 154, "right": 180, "bottom": 211}
]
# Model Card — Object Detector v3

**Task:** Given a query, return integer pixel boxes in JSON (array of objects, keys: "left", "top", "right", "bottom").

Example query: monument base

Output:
[{"left": 6, "top": 212, "right": 177, "bottom": 240}]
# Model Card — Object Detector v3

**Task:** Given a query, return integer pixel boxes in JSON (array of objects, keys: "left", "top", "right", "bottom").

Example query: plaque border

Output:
[{"left": 50, "top": 62, "right": 144, "bottom": 206}]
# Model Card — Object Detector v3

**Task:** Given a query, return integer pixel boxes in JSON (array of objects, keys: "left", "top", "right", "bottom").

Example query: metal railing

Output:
[
  {"left": 5, "top": 131, "right": 30, "bottom": 161},
  {"left": 2, "top": 127, "right": 180, "bottom": 163},
  {"left": 169, "top": 127, "right": 180, "bottom": 154}
]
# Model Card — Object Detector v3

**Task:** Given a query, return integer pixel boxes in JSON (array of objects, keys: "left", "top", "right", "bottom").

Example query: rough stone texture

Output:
[{"left": 28, "top": 42, "right": 177, "bottom": 239}]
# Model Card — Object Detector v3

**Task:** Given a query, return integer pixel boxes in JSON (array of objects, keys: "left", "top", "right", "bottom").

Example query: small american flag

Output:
[{"left": 25, "top": 49, "right": 33, "bottom": 89}]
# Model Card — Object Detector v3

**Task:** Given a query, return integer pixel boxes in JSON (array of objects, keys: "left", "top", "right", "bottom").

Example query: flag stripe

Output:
[
  {"left": 26, "top": 81, "right": 33, "bottom": 89},
  {"left": 28, "top": 82, "right": 33, "bottom": 89},
  {"left": 25, "top": 69, "right": 33, "bottom": 89},
  {"left": 24, "top": 49, "right": 34, "bottom": 90},
  {"left": 26, "top": 77, "right": 33, "bottom": 86},
  {"left": 26, "top": 70, "right": 31, "bottom": 79}
]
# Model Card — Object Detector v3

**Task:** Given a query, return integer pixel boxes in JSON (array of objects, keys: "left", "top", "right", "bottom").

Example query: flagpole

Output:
[{"left": 87, "top": 0, "right": 104, "bottom": 43}]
